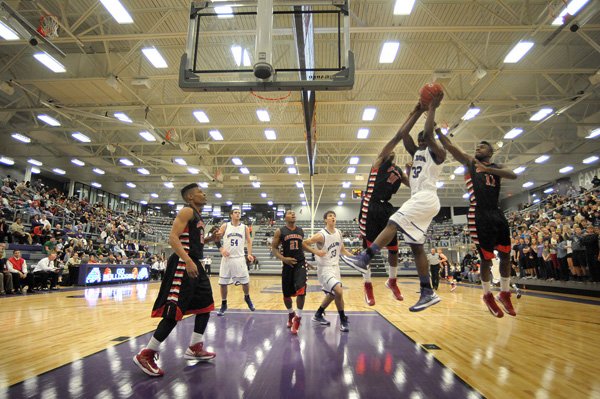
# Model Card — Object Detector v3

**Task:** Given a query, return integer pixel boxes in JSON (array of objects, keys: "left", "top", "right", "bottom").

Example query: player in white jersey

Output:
[
  {"left": 215, "top": 208, "right": 255, "bottom": 315},
  {"left": 342, "top": 92, "right": 446, "bottom": 312},
  {"left": 304, "top": 211, "right": 353, "bottom": 332}
]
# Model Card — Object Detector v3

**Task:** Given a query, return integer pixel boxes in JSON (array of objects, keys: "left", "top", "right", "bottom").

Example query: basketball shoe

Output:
[
  {"left": 482, "top": 292, "right": 504, "bottom": 318},
  {"left": 312, "top": 313, "right": 331, "bottom": 326},
  {"left": 409, "top": 288, "right": 441, "bottom": 312},
  {"left": 340, "top": 252, "right": 370, "bottom": 274},
  {"left": 364, "top": 282, "right": 375, "bottom": 306},
  {"left": 450, "top": 281, "right": 456, "bottom": 291},
  {"left": 287, "top": 312, "right": 296, "bottom": 328},
  {"left": 339, "top": 316, "right": 349, "bottom": 332},
  {"left": 133, "top": 349, "right": 164, "bottom": 377},
  {"left": 244, "top": 296, "right": 255, "bottom": 311},
  {"left": 184, "top": 342, "right": 216, "bottom": 361},
  {"left": 291, "top": 315, "right": 301, "bottom": 334},
  {"left": 217, "top": 302, "right": 227, "bottom": 316},
  {"left": 385, "top": 278, "right": 403, "bottom": 301},
  {"left": 496, "top": 291, "right": 517, "bottom": 316}
]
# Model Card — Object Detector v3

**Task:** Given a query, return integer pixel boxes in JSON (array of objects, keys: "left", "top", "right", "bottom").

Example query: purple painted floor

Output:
[{"left": 5, "top": 310, "right": 481, "bottom": 399}]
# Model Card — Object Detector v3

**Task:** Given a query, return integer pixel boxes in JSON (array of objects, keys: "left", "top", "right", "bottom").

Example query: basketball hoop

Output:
[
  {"left": 37, "top": 15, "right": 59, "bottom": 38},
  {"left": 250, "top": 90, "right": 292, "bottom": 102}
]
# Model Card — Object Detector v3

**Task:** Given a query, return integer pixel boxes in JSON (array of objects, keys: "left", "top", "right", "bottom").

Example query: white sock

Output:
[
  {"left": 288, "top": 308, "right": 295, "bottom": 314},
  {"left": 296, "top": 309, "right": 303, "bottom": 318},
  {"left": 146, "top": 336, "right": 161, "bottom": 352},
  {"left": 190, "top": 332, "right": 203, "bottom": 346},
  {"left": 500, "top": 277, "right": 511, "bottom": 292},
  {"left": 363, "top": 269, "right": 372, "bottom": 283},
  {"left": 389, "top": 266, "right": 398, "bottom": 279},
  {"left": 481, "top": 280, "right": 491, "bottom": 295}
]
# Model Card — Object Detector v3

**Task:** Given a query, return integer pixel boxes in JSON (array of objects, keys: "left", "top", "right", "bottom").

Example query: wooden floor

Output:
[{"left": 1, "top": 275, "right": 600, "bottom": 398}]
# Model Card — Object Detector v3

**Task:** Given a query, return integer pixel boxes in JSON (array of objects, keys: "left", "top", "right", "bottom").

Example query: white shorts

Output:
[
  {"left": 218, "top": 256, "right": 250, "bottom": 285},
  {"left": 388, "top": 190, "right": 440, "bottom": 245},
  {"left": 317, "top": 266, "right": 342, "bottom": 296}
]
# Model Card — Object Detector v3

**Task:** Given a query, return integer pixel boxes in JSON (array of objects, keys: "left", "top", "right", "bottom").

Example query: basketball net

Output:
[{"left": 37, "top": 15, "right": 59, "bottom": 38}]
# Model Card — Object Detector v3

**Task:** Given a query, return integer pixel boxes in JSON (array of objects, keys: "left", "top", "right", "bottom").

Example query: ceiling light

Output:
[
  {"left": 261, "top": 193, "right": 267, "bottom": 198},
  {"left": 215, "top": 193, "right": 222, "bottom": 198},
  {"left": 140, "top": 200, "right": 148, "bottom": 205},
  {"left": 188, "top": 167, "right": 200, "bottom": 174},
  {"left": 173, "top": 158, "right": 187, "bottom": 166},
  {"left": 256, "top": 110, "right": 270, "bottom": 122},
  {"left": 264, "top": 129, "right": 277, "bottom": 140},
  {"left": 461, "top": 106, "right": 480, "bottom": 121},
  {"left": 11, "top": 133, "right": 30, "bottom": 143},
  {"left": 198, "top": 182, "right": 209, "bottom": 188},
  {"left": 231, "top": 158, "right": 243, "bottom": 166},
  {"left": 139, "top": 131, "right": 156, "bottom": 141},
  {"left": 288, "top": 167, "right": 297, "bottom": 174},
  {"left": 252, "top": 181, "right": 261, "bottom": 188},
  {"left": 586, "top": 128, "right": 600, "bottom": 139},
  {"left": 340, "top": 193, "right": 346, "bottom": 198},
  {"left": 33, "top": 52, "right": 66, "bottom": 73},
  {"left": 164, "top": 182, "right": 174, "bottom": 189},
  {"left": 28, "top": 159, "right": 43, "bottom": 166},
  {"left": 583, "top": 156, "right": 599, "bottom": 164},
  {"left": 137, "top": 168, "right": 150, "bottom": 175},
  {"left": 552, "top": 0, "right": 591, "bottom": 25},
  {"left": 119, "top": 158, "right": 134, "bottom": 166},
  {"left": 120, "top": 193, "right": 129, "bottom": 198},
  {"left": 215, "top": 5, "right": 234, "bottom": 18},
  {"left": 225, "top": 200, "right": 232, "bottom": 206},
  {"left": 151, "top": 193, "right": 159, "bottom": 198},
  {"left": 193, "top": 111, "right": 209, "bottom": 123},
  {"left": 142, "top": 47, "right": 168, "bottom": 68},
  {"left": 379, "top": 42, "right": 400, "bottom": 63},
  {"left": 530, "top": 108, "right": 553, "bottom": 121},
  {"left": 209, "top": 130, "right": 224, "bottom": 141},
  {"left": 513, "top": 166, "right": 526, "bottom": 174},
  {"left": 126, "top": 182, "right": 136, "bottom": 188},
  {"left": 52, "top": 168, "right": 66, "bottom": 175},
  {"left": 114, "top": 112, "right": 132, "bottom": 123},
  {"left": 167, "top": 200, "right": 175, "bottom": 205},
  {"left": 240, "top": 167, "right": 250, "bottom": 174},
  {"left": 302, "top": 201, "right": 307, "bottom": 206},
  {"left": 454, "top": 166, "right": 465, "bottom": 175},
  {"left": 504, "top": 128, "right": 523, "bottom": 140},
  {"left": 0, "top": 157, "right": 14, "bottom": 165},
  {"left": 450, "top": 174, "right": 456, "bottom": 180},
  {"left": 284, "top": 157, "right": 295, "bottom": 165},
  {"left": 337, "top": 200, "right": 343, "bottom": 206},
  {"left": 357, "top": 128, "right": 369, "bottom": 139},
  {"left": 349, "top": 157, "right": 360, "bottom": 165},
  {"left": 504, "top": 41, "right": 534, "bottom": 63},
  {"left": 393, "top": 0, "right": 416, "bottom": 15},
  {"left": 267, "top": 200, "right": 273, "bottom": 206},
  {"left": 296, "top": 181, "right": 304, "bottom": 188},
  {"left": 0, "top": 21, "right": 19, "bottom": 40},
  {"left": 462, "top": 193, "right": 470, "bottom": 199},
  {"left": 71, "top": 159, "right": 85, "bottom": 166},
  {"left": 72, "top": 132, "right": 91, "bottom": 143},
  {"left": 99, "top": 0, "right": 133, "bottom": 23},
  {"left": 362, "top": 108, "right": 377, "bottom": 121},
  {"left": 544, "top": 188, "right": 554, "bottom": 194},
  {"left": 535, "top": 155, "right": 550, "bottom": 163},
  {"left": 93, "top": 168, "right": 105, "bottom": 175},
  {"left": 91, "top": 182, "right": 102, "bottom": 188},
  {"left": 436, "top": 181, "right": 444, "bottom": 188},
  {"left": 37, "top": 114, "right": 60, "bottom": 126},
  {"left": 347, "top": 166, "right": 356, "bottom": 174},
  {"left": 342, "top": 181, "right": 351, "bottom": 188},
  {"left": 533, "top": 198, "right": 540, "bottom": 204},
  {"left": 299, "top": 193, "right": 305, "bottom": 199},
  {"left": 522, "top": 181, "right": 534, "bottom": 188},
  {"left": 559, "top": 166, "right": 573, "bottom": 174}
]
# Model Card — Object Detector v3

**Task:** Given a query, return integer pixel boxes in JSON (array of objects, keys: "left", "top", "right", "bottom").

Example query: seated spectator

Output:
[
  {"left": 7, "top": 249, "right": 34, "bottom": 293},
  {"left": 32, "top": 252, "right": 60, "bottom": 290},
  {"left": 9, "top": 218, "right": 32, "bottom": 245},
  {"left": 0, "top": 243, "right": 14, "bottom": 295}
]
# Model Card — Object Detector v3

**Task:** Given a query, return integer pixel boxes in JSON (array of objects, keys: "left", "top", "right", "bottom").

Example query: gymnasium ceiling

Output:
[{"left": 0, "top": 0, "right": 599, "bottom": 208}]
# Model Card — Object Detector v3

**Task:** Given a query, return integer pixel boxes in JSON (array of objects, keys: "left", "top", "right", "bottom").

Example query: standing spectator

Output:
[
  {"left": 542, "top": 242, "right": 553, "bottom": 280},
  {"left": 427, "top": 248, "right": 441, "bottom": 290},
  {"left": 0, "top": 243, "right": 14, "bottom": 295},
  {"left": 581, "top": 225, "right": 600, "bottom": 282},
  {"left": 556, "top": 236, "right": 569, "bottom": 281},
  {"left": 572, "top": 226, "right": 587, "bottom": 281}
]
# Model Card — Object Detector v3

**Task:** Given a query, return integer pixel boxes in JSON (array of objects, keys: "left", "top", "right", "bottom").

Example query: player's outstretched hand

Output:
[
  {"left": 185, "top": 260, "right": 199, "bottom": 278},
  {"left": 283, "top": 257, "right": 298, "bottom": 266},
  {"left": 428, "top": 92, "right": 444, "bottom": 109}
]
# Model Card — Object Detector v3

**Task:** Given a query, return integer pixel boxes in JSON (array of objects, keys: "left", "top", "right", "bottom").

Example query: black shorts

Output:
[
  {"left": 151, "top": 253, "right": 214, "bottom": 320},
  {"left": 469, "top": 208, "right": 511, "bottom": 260},
  {"left": 282, "top": 261, "right": 307, "bottom": 297},
  {"left": 359, "top": 200, "right": 398, "bottom": 250}
]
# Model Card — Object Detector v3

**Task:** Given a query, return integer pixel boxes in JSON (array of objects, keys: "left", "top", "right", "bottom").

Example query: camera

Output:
[
  {"left": 161, "top": 141, "right": 166, "bottom": 145},
  {"left": 569, "top": 22, "right": 579, "bottom": 32},
  {"left": 29, "top": 36, "right": 38, "bottom": 46}
]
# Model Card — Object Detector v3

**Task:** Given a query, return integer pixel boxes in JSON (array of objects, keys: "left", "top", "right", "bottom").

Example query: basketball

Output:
[{"left": 419, "top": 82, "right": 444, "bottom": 106}]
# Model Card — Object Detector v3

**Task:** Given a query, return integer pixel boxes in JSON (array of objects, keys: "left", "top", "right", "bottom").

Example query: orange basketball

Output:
[{"left": 419, "top": 83, "right": 444, "bottom": 106}]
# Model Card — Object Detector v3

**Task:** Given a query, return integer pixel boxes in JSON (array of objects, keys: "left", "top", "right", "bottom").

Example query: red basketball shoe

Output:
[
  {"left": 364, "top": 282, "right": 375, "bottom": 306},
  {"left": 496, "top": 291, "right": 517, "bottom": 316},
  {"left": 385, "top": 278, "right": 404, "bottom": 301},
  {"left": 133, "top": 349, "right": 164, "bottom": 377},
  {"left": 184, "top": 342, "right": 216, "bottom": 361},
  {"left": 482, "top": 292, "right": 504, "bottom": 318},
  {"left": 287, "top": 312, "right": 296, "bottom": 328},
  {"left": 291, "top": 315, "right": 301, "bottom": 335}
]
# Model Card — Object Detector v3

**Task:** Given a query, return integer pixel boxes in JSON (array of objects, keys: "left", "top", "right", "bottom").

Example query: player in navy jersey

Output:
[
  {"left": 133, "top": 184, "right": 218, "bottom": 377},
  {"left": 357, "top": 112, "right": 413, "bottom": 306},
  {"left": 435, "top": 132, "right": 518, "bottom": 318}
]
